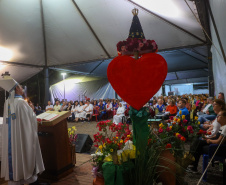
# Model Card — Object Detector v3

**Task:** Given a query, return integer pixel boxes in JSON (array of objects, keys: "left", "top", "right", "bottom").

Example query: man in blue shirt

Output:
[{"left": 177, "top": 99, "right": 190, "bottom": 121}]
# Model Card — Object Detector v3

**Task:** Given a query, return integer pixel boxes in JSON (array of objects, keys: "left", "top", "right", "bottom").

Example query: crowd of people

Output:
[{"left": 27, "top": 92, "right": 226, "bottom": 174}]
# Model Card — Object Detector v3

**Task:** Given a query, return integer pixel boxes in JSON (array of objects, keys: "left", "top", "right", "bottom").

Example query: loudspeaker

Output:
[{"left": 75, "top": 134, "right": 93, "bottom": 153}]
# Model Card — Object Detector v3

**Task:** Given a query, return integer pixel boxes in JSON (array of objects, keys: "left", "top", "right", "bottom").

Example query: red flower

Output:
[
  {"left": 166, "top": 143, "right": 172, "bottom": 149},
  {"left": 158, "top": 128, "right": 163, "bottom": 133},
  {"left": 187, "top": 126, "right": 193, "bottom": 132},
  {"left": 148, "top": 139, "right": 152, "bottom": 145},
  {"left": 207, "top": 132, "right": 212, "bottom": 135},
  {"left": 166, "top": 127, "right": 171, "bottom": 132},
  {"left": 183, "top": 119, "right": 188, "bottom": 124},
  {"left": 94, "top": 144, "right": 99, "bottom": 147},
  {"left": 180, "top": 137, "right": 186, "bottom": 141},
  {"left": 177, "top": 134, "right": 182, "bottom": 138}
]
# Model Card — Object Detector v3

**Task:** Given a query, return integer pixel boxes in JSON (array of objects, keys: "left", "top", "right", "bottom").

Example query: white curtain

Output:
[
  {"left": 171, "top": 84, "right": 193, "bottom": 95},
  {"left": 50, "top": 78, "right": 116, "bottom": 103},
  {"left": 209, "top": 0, "right": 226, "bottom": 100}
]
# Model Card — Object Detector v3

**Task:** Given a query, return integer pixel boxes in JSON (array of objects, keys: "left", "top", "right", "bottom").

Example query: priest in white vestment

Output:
[
  {"left": 113, "top": 102, "right": 125, "bottom": 125},
  {"left": 0, "top": 73, "right": 45, "bottom": 185}
]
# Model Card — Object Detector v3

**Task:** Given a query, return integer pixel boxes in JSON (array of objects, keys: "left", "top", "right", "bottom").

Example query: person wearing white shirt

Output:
[
  {"left": 45, "top": 101, "right": 53, "bottom": 111},
  {"left": 53, "top": 101, "right": 61, "bottom": 111},
  {"left": 76, "top": 101, "right": 86, "bottom": 122},
  {"left": 84, "top": 100, "right": 93, "bottom": 121},
  {"left": 113, "top": 102, "right": 125, "bottom": 125}
]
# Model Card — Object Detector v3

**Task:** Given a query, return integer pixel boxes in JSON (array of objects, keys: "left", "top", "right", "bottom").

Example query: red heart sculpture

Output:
[{"left": 107, "top": 53, "right": 167, "bottom": 110}]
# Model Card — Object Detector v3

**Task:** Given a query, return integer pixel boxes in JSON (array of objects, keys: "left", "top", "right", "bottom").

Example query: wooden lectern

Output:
[{"left": 38, "top": 111, "right": 73, "bottom": 180}]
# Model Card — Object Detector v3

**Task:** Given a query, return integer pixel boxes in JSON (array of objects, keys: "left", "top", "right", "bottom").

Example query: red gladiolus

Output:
[
  {"left": 94, "top": 144, "right": 99, "bottom": 147},
  {"left": 207, "top": 132, "right": 212, "bottom": 135},
  {"left": 166, "top": 143, "right": 172, "bottom": 149},
  {"left": 202, "top": 131, "right": 207, "bottom": 135},
  {"left": 190, "top": 130, "right": 194, "bottom": 134},
  {"left": 158, "top": 128, "right": 163, "bottom": 133}
]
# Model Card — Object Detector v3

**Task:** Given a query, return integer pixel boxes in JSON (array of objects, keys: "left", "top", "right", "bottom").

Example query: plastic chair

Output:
[{"left": 92, "top": 110, "right": 99, "bottom": 122}]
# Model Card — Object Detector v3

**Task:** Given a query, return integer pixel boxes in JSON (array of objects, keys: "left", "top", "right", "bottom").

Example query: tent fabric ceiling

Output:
[
  {"left": 0, "top": 65, "right": 43, "bottom": 84},
  {"left": 0, "top": 0, "right": 206, "bottom": 68},
  {"left": 54, "top": 46, "right": 209, "bottom": 82}
]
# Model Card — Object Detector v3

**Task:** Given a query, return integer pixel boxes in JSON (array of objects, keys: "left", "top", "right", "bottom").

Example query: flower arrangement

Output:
[
  {"left": 117, "top": 38, "right": 158, "bottom": 56},
  {"left": 91, "top": 120, "right": 133, "bottom": 178},
  {"left": 94, "top": 120, "right": 132, "bottom": 155},
  {"left": 148, "top": 112, "right": 200, "bottom": 158},
  {"left": 91, "top": 152, "right": 105, "bottom": 177},
  {"left": 68, "top": 126, "right": 78, "bottom": 145}
]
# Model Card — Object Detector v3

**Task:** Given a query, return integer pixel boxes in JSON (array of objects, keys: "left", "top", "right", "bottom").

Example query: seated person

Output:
[
  {"left": 71, "top": 101, "right": 79, "bottom": 121},
  {"left": 98, "top": 100, "right": 106, "bottom": 121},
  {"left": 54, "top": 100, "right": 61, "bottom": 111},
  {"left": 201, "top": 99, "right": 225, "bottom": 130},
  {"left": 125, "top": 103, "right": 130, "bottom": 117},
  {"left": 76, "top": 101, "right": 86, "bottom": 122},
  {"left": 218, "top": 92, "right": 225, "bottom": 101},
  {"left": 106, "top": 100, "right": 113, "bottom": 118},
  {"left": 183, "top": 97, "right": 191, "bottom": 111},
  {"left": 45, "top": 101, "right": 53, "bottom": 111},
  {"left": 198, "top": 97, "right": 216, "bottom": 124},
  {"left": 113, "top": 102, "right": 125, "bottom": 125},
  {"left": 35, "top": 103, "right": 43, "bottom": 115},
  {"left": 156, "top": 98, "right": 165, "bottom": 113},
  {"left": 188, "top": 110, "right": 226, "bottom": 173},
  {"left": 166, "top": 99, "right": 177, "bottom": 116},
  {"left": 176, "top": 99, "right": 190, "bottom": 121},
  {"left": 84, "top": 100, "right": 93, "bottom": 121},
  {"left": 67, "top": 102, "right": 73, "bottom": 121},
  {"left": 60, "top": 101, "right": 68, "bottom": 111}
]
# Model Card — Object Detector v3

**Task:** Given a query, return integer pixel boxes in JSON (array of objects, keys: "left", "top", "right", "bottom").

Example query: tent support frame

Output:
[{"left": 71, "top": 0, "right": 111, "bottom": 58}]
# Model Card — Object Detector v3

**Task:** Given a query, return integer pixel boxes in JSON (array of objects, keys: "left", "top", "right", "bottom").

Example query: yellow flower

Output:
[
  {"left": 177, "top": 119, "right": 181, "bottom": 123},
  {"left": 120, "top": 140, "right": 123, "bottom": 143},
  {"left": 195, "top": 116, "right": 198, "bottom": 120},
  {"left": 127, "top": 135, "right": 131, "bottom": 138},
  {"left": 72, "top": 126, "right": 77, "bottom": 131},
  {"left": 71, "top": 130, "right": 74, "bottom": 134},
  {"left": 148, "top": 125, "right": 150, "bottom": 127},
  {"left": 174, "top": 118, "right": 177, "bottom": 121},
  {"left": 182, "top": 115, "right": 185, "bottom": 120},
  {"left": 159, "top": 123, "right": 164, "bottom": 128},
  {"left": 110, "top": 149, "right": 113, "bottom": 152},
  {"left": 175, "top": 133, "right": 180, "bottom": 137},
  {"left": 197, "top": 121, "right": 200, "bottom": 125},
  {"left": 116, "top": 137, "right": 118, "bottom": 140},
  {"left": 68, "top": 128, "right": 71, "bottom": 131},
  {"left": 169, "top": 126, "right": 172, "bottom": 129},
  {"left": 99, "top": 145, "right": 103, "bottom": 150},
  {"left": 179, "top": 110, "right": 182, "bottom": 115},
  {"left": 103, "top": 143, "right": 106, "bottom": 147}
]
